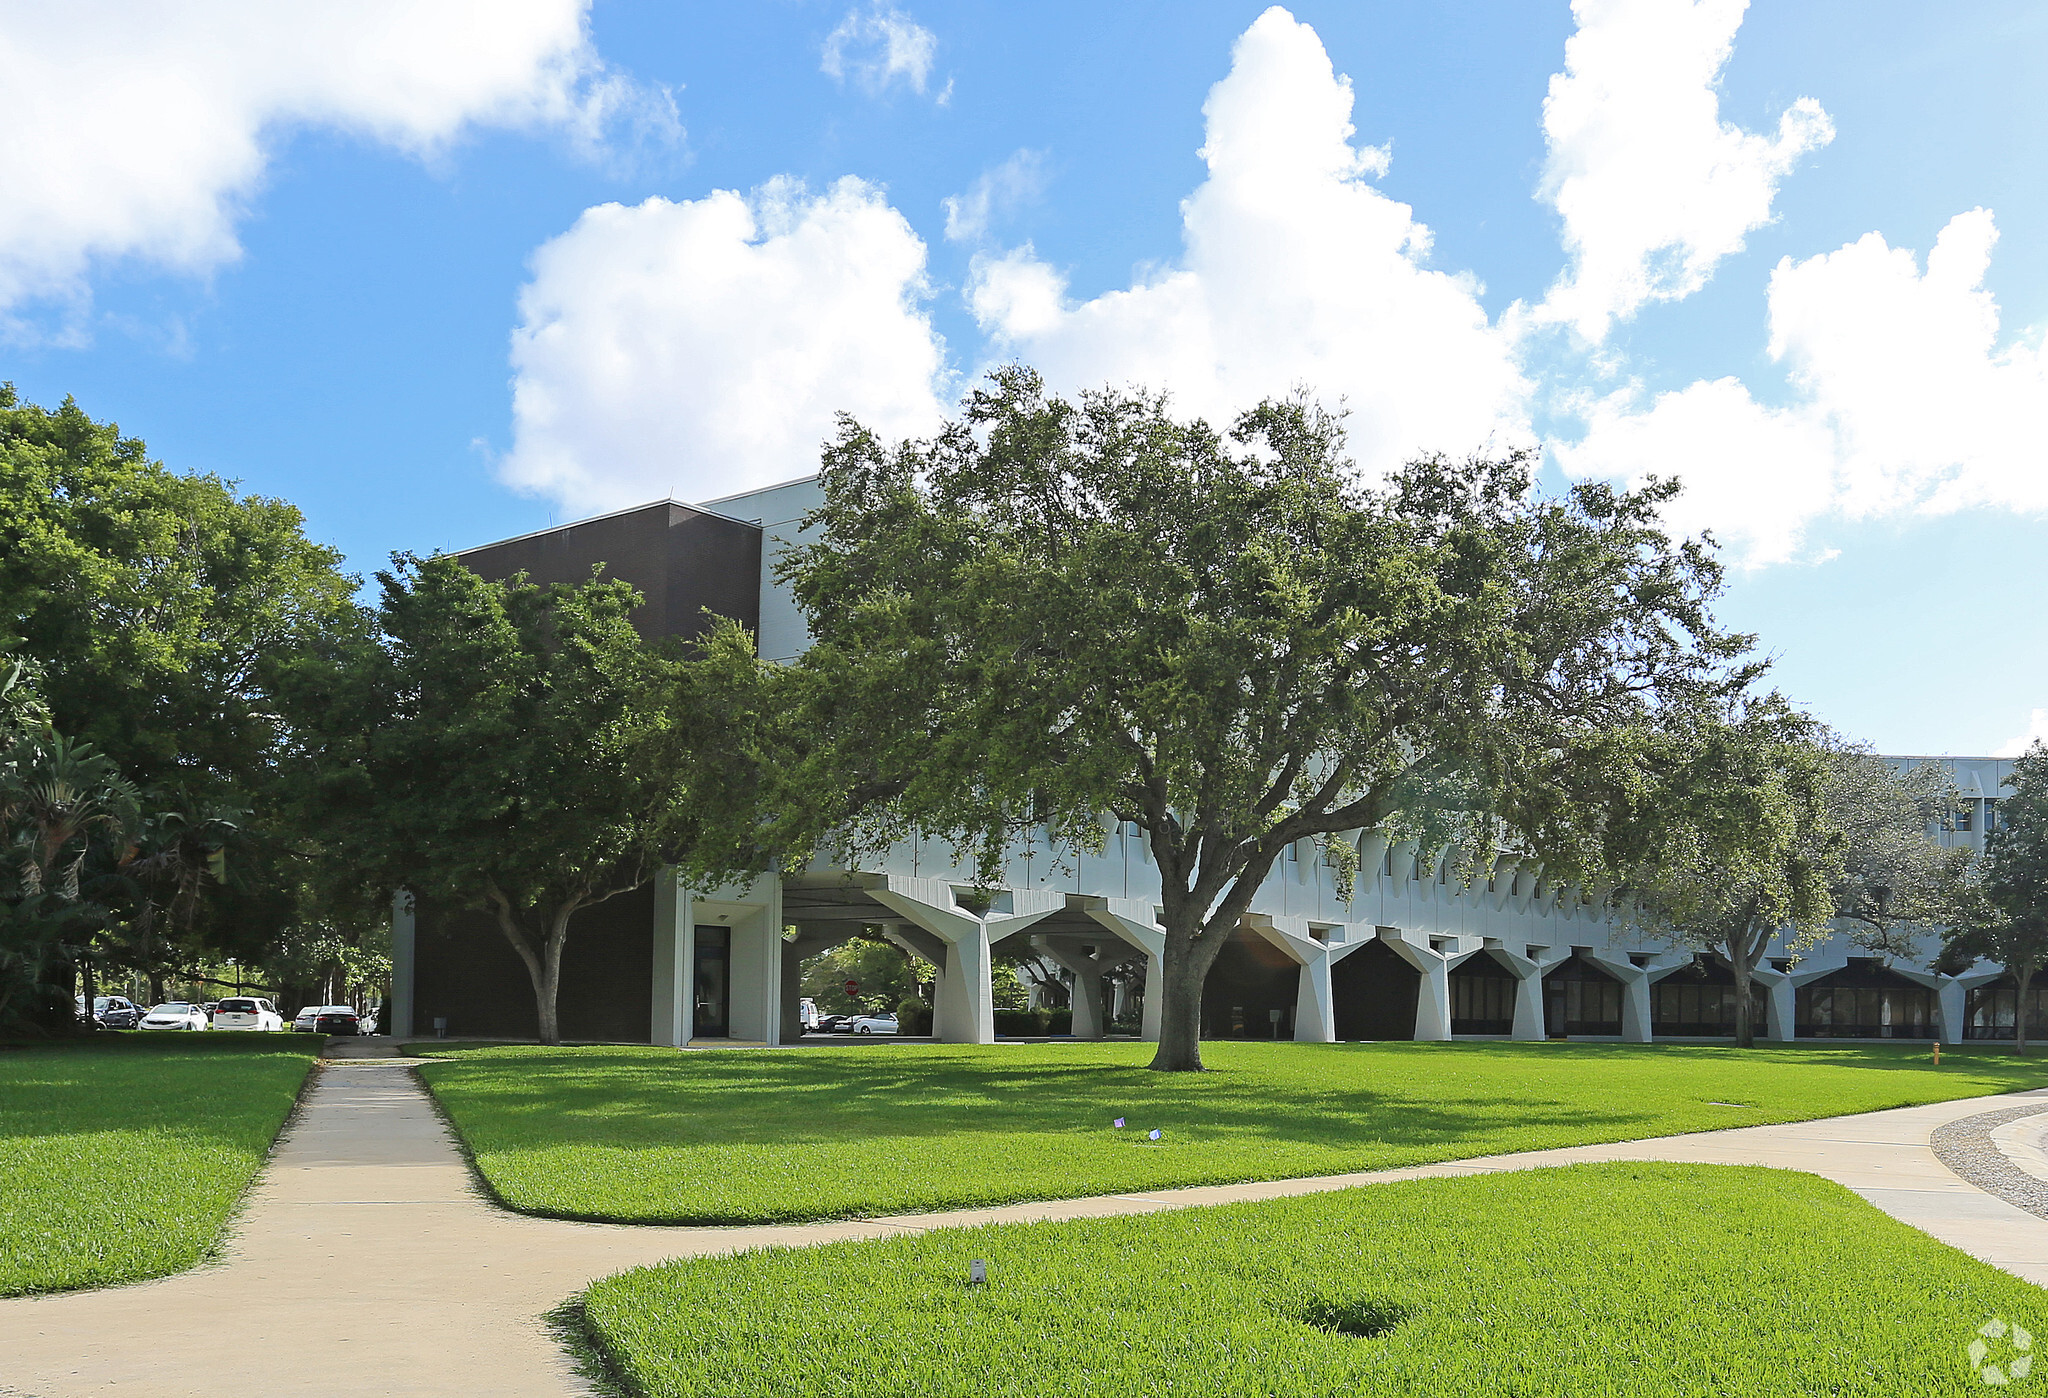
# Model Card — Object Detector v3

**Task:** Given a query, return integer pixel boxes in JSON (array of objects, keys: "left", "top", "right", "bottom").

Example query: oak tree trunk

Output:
[{"left": 1148, "top": 926, "right": 1234, "bottom": 1072}]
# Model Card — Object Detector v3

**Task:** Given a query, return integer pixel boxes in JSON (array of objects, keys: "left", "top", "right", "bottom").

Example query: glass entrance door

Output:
[{"left": 693, "top": 926, "right": 730, "bottom": 1038}]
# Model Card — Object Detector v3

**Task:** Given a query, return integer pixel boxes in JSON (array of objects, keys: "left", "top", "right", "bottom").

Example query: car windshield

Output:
[
  {"left": 220, "top": 1000, "right": 257, "bottom": 1012},
  {"left": 150, "top": 1004, "right": 191, "bottom": 1014}
]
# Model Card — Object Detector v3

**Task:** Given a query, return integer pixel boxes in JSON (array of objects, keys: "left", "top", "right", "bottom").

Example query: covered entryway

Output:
[
  {"left": 1542, "top": 951, "right": 1623, "bottom": 1036},
  {"left": 1331, "top": 939, "right": 1419, "bottom": 1040},
  {"left": 1201, "top": 927, "right": 1299, "bottom": 1039}
]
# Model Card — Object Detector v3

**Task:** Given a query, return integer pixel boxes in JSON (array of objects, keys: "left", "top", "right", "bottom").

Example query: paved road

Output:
[{"left": 5, "top": 1044, "right": 2048, "bottom": 1397}]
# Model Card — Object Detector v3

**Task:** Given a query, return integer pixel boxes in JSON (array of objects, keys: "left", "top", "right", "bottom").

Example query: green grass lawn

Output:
[
  {"left": 582, "top": 1161, "right": 2043, "bottom": 1397},
  {"left": 0, "top": 1034, "right": 321, "bottom": 1296},
  {"left": 412, "top": 1039, "right": 2048, "bottom": 1225}
]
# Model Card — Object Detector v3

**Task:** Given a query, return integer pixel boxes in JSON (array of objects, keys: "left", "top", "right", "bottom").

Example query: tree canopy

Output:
[
  {"left": 1620, "top": 700, "right": 1842, "bottom": 1046},
  {"left": 1944, "top": 742, "right": 2048, "bottom": 1052},
  {"left": 774, "top": 368, "right": 1755, "bottom": 1069},
  {"left": 0, "top": 386, "right": 356, "bottom": 793},
  {"left": 269, "top": 554, "right": 755, "bottom": 1043}
]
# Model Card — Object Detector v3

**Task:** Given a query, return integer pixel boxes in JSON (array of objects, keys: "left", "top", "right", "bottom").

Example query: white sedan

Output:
[
  {"left": 138, "top": 1002, "right": 211, "bottom": 1031},
  {"left": 212, "top": 997, "right": 284, "bottom": 1031},
  {"left": 848, "top": 1013, "right": 899, "bottom": 1035}
]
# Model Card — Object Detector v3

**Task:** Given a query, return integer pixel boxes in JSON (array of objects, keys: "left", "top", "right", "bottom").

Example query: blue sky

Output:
[{"left": 2, "top": 1, "right": 2044, "bottom": 754}]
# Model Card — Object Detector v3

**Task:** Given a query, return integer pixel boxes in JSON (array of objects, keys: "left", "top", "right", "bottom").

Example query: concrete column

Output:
[
  {"left": 1414, "top": 953, "right": 1451, "bottom": 1040},
  {"left": 1938, "top": 978, "right": 1966, "bottom": 1045},
  {"left": 389, "top": 891, "right": 415, "bottom": 1040},
  {"left": 869, "top": 877, "right": 1068, "bottom": 1045},
  {"left": 1506, "top": 949, "right": 1547, "bottom": 1040},
  {"left": 1080, "top": 900, "right": 1168, "bottom": 1043},
  {"left": 1034, "top": 934, "right": 1144, "bottom": 1039},
  {"left": 1588, "top": 953, "right": 1652, "bottom": 1043},
  {"left": 650, "top": 871, "right": 691, "bottom": 1047},
  {"left": 1292, "top": 945, "right": 1336, "bottom": 1043},
  {"left": 1764, "top": 975, "right": 1796, "bottom": 1042},
  {"left": 727, "top": 908, "right": 783, "bottom": 1044}
]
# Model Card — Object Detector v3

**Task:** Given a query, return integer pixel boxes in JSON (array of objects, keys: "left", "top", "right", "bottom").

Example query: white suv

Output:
[{"left": 212, "top": 997, "right": 283, "bottom": 1031}]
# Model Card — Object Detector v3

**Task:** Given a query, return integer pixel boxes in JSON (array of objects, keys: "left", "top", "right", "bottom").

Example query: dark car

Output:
[
  {"left": 811, "top": 1014, "right": 853, "bottom": 1035},
  {"left": 97, "top": 996, "right": 143, "bottom": 1029},
  {"left": 76, "top": 995, "right": 143, "bottom": 1029},
  {"left": 315, "top": 1008, "right": 361, "bottom": 1036}
]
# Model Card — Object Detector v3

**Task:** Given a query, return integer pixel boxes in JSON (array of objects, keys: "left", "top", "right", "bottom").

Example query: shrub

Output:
[{"left": 894, "top": 997, "right": 932, "bottom": 1035}]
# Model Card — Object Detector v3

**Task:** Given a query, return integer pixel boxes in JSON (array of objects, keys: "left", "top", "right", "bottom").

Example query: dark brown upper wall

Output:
[{"left": 456, "top": 501, "right": 763, "bottom": 643}]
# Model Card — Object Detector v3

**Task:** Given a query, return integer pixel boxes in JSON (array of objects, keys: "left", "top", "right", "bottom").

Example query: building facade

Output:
[{"left": 386, "top": 480, "right": 2027, "bottom": 1048}]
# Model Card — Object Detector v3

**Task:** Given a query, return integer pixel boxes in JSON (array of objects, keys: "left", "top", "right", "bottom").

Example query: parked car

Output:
[
  {"left": 75, "top": 995, "right": 143, "bottom": 1029},
  {"left": 360, "top": 1010, "right": 379, "bottom": 1035},
  {"left": 291, "top": 1005, "right": 326, "bottom": 1032},
  {"left": 848, "top": 1013, "right": 899, "bottom": 1035},
  {"left": 811, "top": 1013, "right": 853, "bottom": 1035},
  {"left": 139, "top": 1002, "right": 210, "bottom": 1031},
  {"left": 212, "top": 997, "right": 283, "bottom": 1031},
  {"left": 315, "top": 1007, "right": 361, "bottom": 1036}
]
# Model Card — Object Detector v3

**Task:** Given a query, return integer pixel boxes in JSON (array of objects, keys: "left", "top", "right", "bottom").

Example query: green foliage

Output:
[
  {"left": 1822, "top": 743, "right": 1976, "bottom": 957},
  {"left": 583, "top": 1161, "right": 2043, "bottom": 1398},
  {"left": 0, "top": 718, "right": 141, "bottom": 1030},
  {"left": 409, "top": 1039, "right": 2041, "bottom": 1225},
  {"left": 0, "top": 386, "right": 356, "bottom": 794},
  {"left": 1621, "top": 700, "right": 1842, "bottom": 1045},
  {"left": 1945, "top": 742, "right": 2048, "bottom": 1050},
  {"left": 894, "top": 996, "right": 932, "bottom": 1034},
  {"left": 777, "top": 368, "right": 1752, "bottom": 1069},
  {"left": 0, "top": 1035, "right": 318, "bottom": 1295},
  {"left": 269, "top": 555, "right": 753, "bottom": 1042},
  {"left": 0, "top": 390, "right": 361, "bottom": 1002},
  {"left": 801, "top": 936, "right": 928, "bottom": 1014}
]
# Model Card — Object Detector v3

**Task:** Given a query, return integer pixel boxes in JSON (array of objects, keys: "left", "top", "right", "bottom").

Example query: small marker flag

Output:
[
  {"left": 1148, "top": 1128, "right": 1162, "bottom": 1141},
  {"left": 1113, "top": 1117, "right": 1125, "bottom": 1128}
]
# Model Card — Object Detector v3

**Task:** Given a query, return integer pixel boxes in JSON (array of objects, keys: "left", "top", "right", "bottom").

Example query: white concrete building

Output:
[{"left": 386, "top": 480, "right": 2032, "bottom": 1049}]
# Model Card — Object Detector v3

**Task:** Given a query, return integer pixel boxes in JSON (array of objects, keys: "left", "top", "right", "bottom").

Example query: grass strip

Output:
[
  {"left": 0, "top": 1034, "right": 322, "bottom": 1295},
  {"left": 583, "top": 1161, "right": 2046, "bottom": 1397},
  {"left": 413, "top": 1038, "right": 2048, "bottom": 1224}
]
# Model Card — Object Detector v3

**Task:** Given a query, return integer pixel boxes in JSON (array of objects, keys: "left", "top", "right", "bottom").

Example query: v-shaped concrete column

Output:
[
  {"left": 1077, "top": 898, "right": 1169, "bottom": 1042},
  {"left": 868, "top": 877, "right": 1062, "bottom": 1043}
]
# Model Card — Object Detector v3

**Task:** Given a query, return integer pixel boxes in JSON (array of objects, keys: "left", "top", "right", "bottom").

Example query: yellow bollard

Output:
[{"left": 1933, "top": 1041, "right": 1942, "bottom": 1066}]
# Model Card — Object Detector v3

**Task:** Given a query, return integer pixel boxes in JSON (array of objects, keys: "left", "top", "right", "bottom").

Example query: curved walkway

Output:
[{"left": 6, "top": 1046, "right": 2048, "bottom": 1398}]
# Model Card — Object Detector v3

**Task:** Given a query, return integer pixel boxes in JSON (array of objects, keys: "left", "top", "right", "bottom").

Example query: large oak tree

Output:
[{"left": 775, "top": 369, "right": 1752, "bottom": 1070}]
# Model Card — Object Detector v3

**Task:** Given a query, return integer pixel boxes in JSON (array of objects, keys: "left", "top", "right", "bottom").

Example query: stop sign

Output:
[{"left": 844, "top": 979, "right": 859, "bottom": 994}]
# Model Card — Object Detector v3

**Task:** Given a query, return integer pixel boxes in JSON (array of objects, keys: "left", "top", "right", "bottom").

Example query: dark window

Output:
[
  {"left": 1964, "top": 978, "right": 2048, "bottom": 1040},
  {"left": 1449, "top": 953, "right": 1517, "bottom": 1035},
  {"left": 1651, "top": 979, "right": 1768, "bottom": 1036},
  {"left": 1542, "top": 954, "right": 1623, "bottom": 1036},
  {"left": 1795, "top": 961, "right": 1936, "bottom": 1038}
]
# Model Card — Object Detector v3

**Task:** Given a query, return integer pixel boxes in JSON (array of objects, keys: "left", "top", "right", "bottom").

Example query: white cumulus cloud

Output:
[
  {"left": 1554, "top": 209, "right": 2048, "bottom": 567},
  {"left": 501, "top": 177, "right": 951, "bottom": 511},
  {"left": 0, "top": 0, "right": 677, "bottom": 332},
  {"left": 964, "top": 6, "right": 1528, "bottom": 480},
  {"left": 1532, "top": 0, "right": 1833, "bottom": 342},
  {"left": 821, "top": 4, "right": 939, "bottom": 97},
  {"left": 942, "top": 150, "right": 1048, "bottom": 244},
  {"left": 1998, "top": 710, "right": 2048, "bottom": 759}
]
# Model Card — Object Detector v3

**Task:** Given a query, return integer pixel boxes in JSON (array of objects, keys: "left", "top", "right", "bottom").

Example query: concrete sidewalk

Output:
[{"left": 5, "top": 1047, "right": 2048, "bottom": 1398}]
